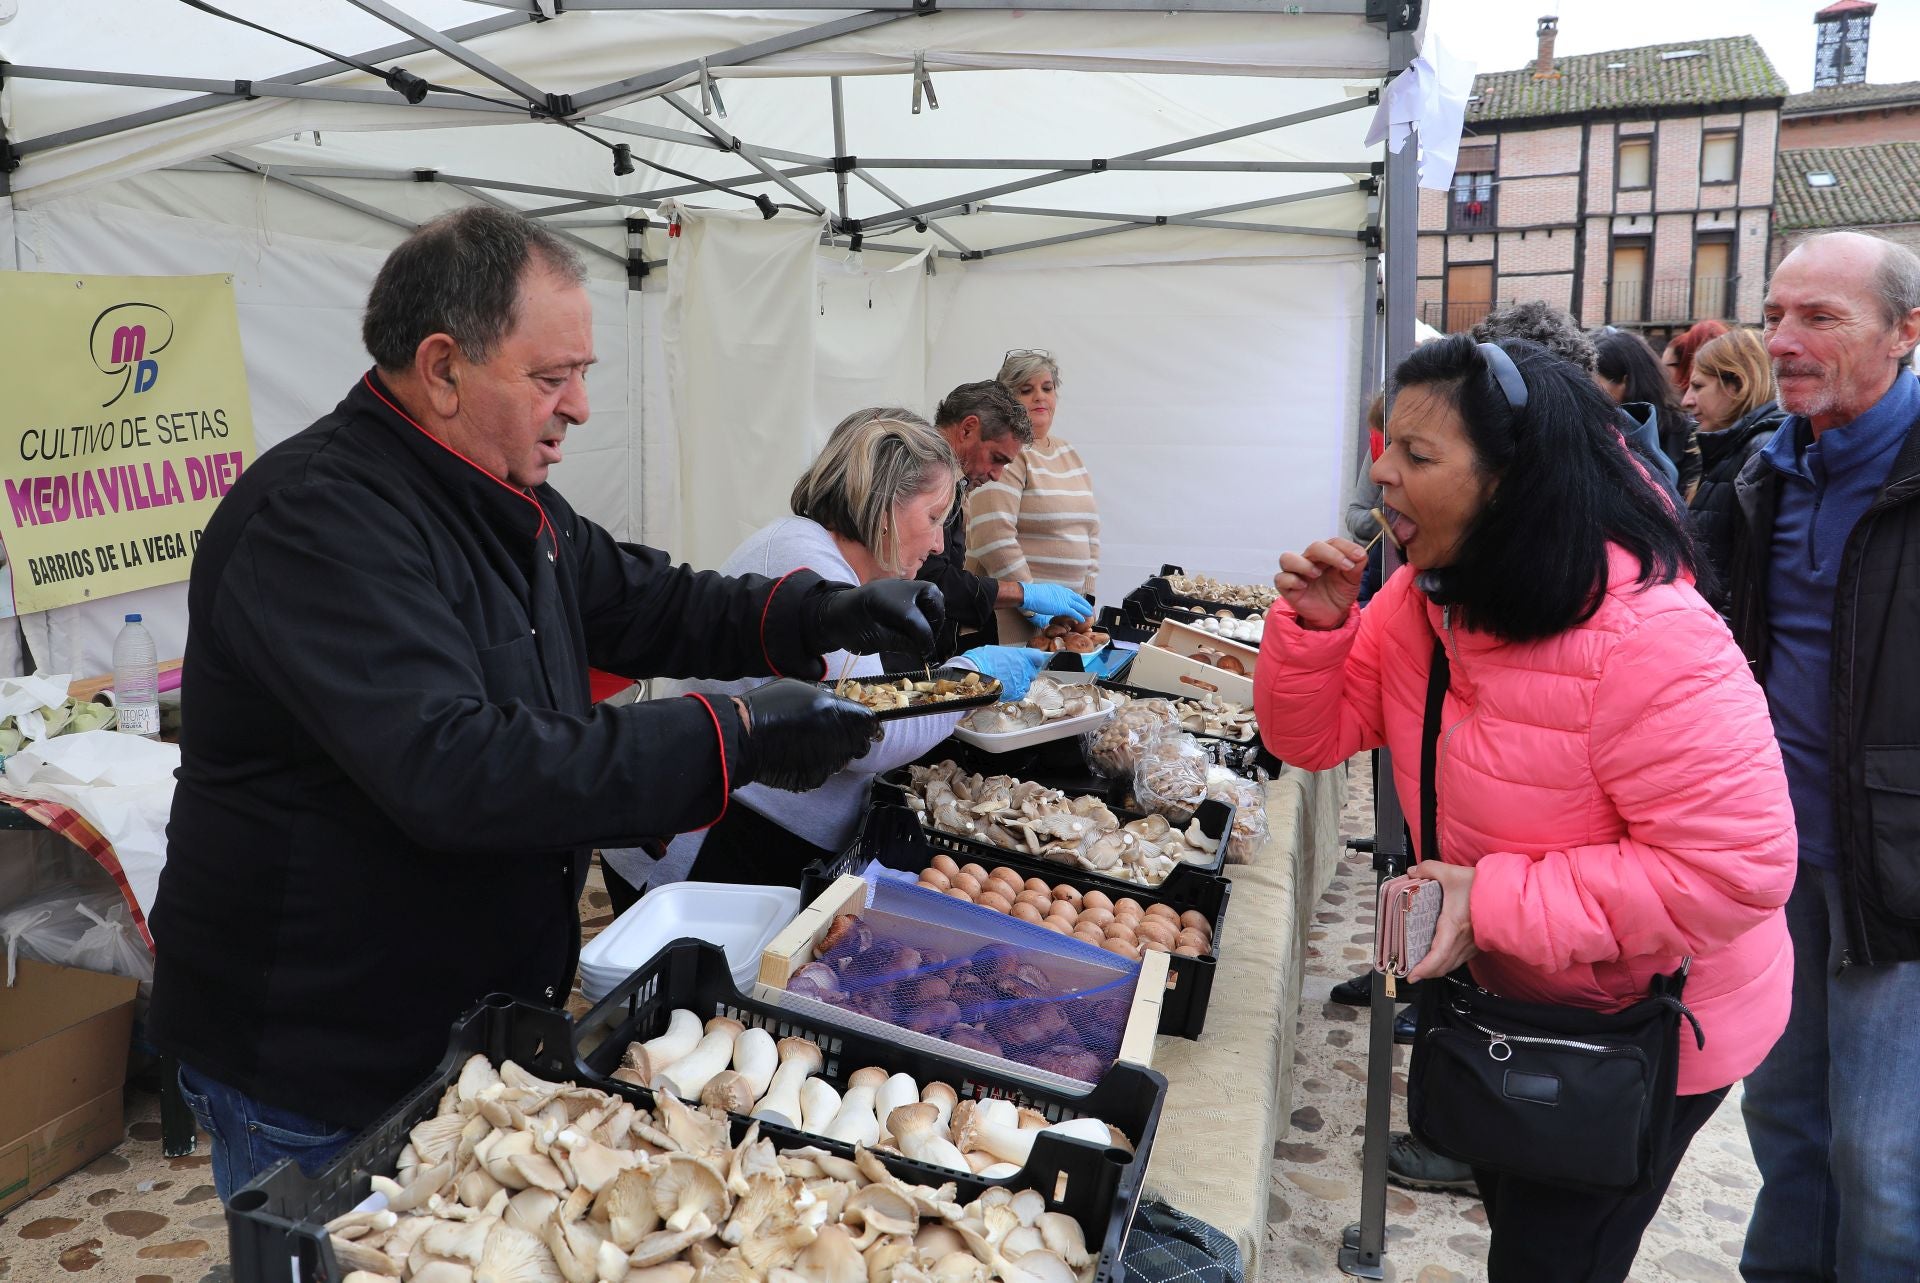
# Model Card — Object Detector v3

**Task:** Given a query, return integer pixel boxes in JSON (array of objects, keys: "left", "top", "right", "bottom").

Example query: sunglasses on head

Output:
[
  {"left": 1478, "top": 341, "right": 1529, "bottom": 417},
  {"left": 1003, "top": 347, "right": 1054, "bottom": 362}
]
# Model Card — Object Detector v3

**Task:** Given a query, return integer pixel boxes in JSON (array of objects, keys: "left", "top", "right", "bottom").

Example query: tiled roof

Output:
[
  {"left": 1774, "top": 142, "right": 1920, "bottom": 230},
  {"left": 1783, "top": 80, "right": 1920, "bottom": 115},
  {"left": 1467, "top": 35, "right": 1786, "bottom": 125}
]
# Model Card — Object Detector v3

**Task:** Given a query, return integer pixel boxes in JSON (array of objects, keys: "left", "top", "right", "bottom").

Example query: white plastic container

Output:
[
  {"left": 578, "top": 881, "right": 801, "bottom": 1004},
  {"left": 111, "top": 613, "right": 160, "bottom": 740}
]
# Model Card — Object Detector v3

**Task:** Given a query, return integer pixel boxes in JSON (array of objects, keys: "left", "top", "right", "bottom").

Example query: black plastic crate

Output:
[
  {"left": 876, "top": 760, "right": 1235, "bottom": 884},
  {"left": 810, "top": 806, "right": 1230, "bottom": 1038},
  {"left": 574, "top": 940, "right": 1167, "bottom": 1283},
  {"left": 1147, "top": 564, "right": 1270, "bottom": 620},
  {"left": 226, "top": 994, "right": 583, "bottom": 1283}
]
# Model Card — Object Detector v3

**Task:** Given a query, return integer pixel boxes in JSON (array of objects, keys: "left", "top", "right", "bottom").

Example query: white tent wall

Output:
[
  {"left": 923, "top": 248, "right": 1363, "bottom": 598},
  {"left": 4, "top": 190, "right": 641, "bottom": 677}
]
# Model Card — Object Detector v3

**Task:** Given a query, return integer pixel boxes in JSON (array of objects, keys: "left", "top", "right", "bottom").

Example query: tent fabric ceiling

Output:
[{"left": 3, "top": 0, "right": 1414, "bottom": 257}]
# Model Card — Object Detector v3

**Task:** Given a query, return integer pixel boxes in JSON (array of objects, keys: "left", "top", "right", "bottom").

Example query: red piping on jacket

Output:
[
  {"left": 683, "top": 693, "right": 730, "bottom": 830},
  {"left": 362, "top": 373, "right": 556, "bottom": 551},
  {"left": 760, "top": 569, "right": 826, "bottom": 680}
]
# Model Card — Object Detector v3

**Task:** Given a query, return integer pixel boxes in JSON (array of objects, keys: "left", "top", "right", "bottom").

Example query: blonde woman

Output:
[
  {"left": 1684, "top": 329, "right": 1784, "bottom": 608},
  {"left": 638, "top": 414, "right": 982, "bottom": 890},
  {"left": 966, "top": 349, "right": 1101, "bottom": 638}
]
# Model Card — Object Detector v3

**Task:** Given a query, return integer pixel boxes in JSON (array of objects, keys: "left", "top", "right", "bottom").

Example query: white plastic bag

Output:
[{"left": 0, "top": 885, "right": 154, "bottom": 989}]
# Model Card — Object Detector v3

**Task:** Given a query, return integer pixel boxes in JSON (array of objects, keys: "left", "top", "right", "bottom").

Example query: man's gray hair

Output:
[
  {"left": 1870, "top": 237, "right": 1920, "bottom": 329},
  {"left": 934, "top": 381, "right": 1032, "bottom": 444},
  {"left": 363, "top": 205, "right": 587, "bottom": 371},
  {"left": 1471, "top": 301, "right": 1597, "bottom": 374}
]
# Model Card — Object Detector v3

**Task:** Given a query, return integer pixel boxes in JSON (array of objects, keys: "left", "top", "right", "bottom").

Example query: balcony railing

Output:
[
  {"left": 1421, "top": 298, "right": 1515, "bottom": 334},
  {"left": 1448, "top": 195, "right": 1496, "bottom": 232},
  {"left": 1608, "top": 276, "right": 1739, "bottom": 326}
]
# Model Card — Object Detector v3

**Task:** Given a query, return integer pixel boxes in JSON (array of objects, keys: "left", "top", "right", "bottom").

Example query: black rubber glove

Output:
[
  {"left": 805, "top": 580, "right": 945, "bottom": 661},
  {"left": 735, "top": 678, "right": 877, "bottom": 793}
]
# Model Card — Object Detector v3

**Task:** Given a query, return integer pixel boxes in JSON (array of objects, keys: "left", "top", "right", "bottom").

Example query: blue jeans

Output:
[
  {"left": 175, "top": 1063, "right": 358, "bottom": 1202},
  {"left": 1741, "top": 865, "right": 1920, "bottom": 1282}
]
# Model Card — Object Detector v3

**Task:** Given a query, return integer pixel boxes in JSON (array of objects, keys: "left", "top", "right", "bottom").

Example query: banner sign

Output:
[{"left": 0, "top": 272, "right": 256, "bottom": 614}]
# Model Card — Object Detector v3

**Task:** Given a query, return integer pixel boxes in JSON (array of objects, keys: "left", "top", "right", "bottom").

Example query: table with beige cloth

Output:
[{"left": 1142, "top": 761, "right": 1349, "bottom": 1276}]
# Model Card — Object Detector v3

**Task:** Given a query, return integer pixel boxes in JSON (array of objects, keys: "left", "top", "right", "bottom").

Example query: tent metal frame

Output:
[{"left": 5, "top": 10, "right": 1425, "bottom": 1268}]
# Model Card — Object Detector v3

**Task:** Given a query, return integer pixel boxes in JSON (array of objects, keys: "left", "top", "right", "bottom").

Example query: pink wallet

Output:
[{"left": 1375, "top": 875, "right": 1443, "bottom": 978}]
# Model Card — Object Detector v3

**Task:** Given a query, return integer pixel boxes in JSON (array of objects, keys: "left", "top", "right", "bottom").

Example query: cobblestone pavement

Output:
[{"left": 1259, "top": 758, "right": 1761, "bottom": 1283}]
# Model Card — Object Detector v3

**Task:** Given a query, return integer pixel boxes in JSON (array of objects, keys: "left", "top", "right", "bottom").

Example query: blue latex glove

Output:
[
  {"left": 962, "top": 645, "right": 1051, "bottom": 701},
  {"left": 1019, "top": 581, "right": 1094, "bottom": 628}
]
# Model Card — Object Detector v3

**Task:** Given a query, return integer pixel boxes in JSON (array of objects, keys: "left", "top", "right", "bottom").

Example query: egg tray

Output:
[
  {"left": 226, "top": 946, "right": 1166, "bottom": 1283},
  {"left": 874, "top": 758, "right": 1235, "bottom": 885},
  {"left": 806, "top": 805, "right": 1231, "bottom": 1038},
  {"left": 827, "top": 666, "right": 1003, "bottom": 721},
  {"left": 575, "top": 940, "right": 1168, "bottom": 1283}
]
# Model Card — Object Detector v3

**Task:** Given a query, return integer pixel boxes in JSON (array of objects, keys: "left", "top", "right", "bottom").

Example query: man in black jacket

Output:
[
  {"left": 1729, "top": 230, "right": 1920, "bottom": 1280},
  {"left": 149, "top": 207, "right": 942, "bottom": 1198}
]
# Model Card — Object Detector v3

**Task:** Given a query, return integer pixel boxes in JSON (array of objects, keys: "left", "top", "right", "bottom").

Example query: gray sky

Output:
[{"left": 1426, "top": 0, "right": 1920, "bottom": 95}]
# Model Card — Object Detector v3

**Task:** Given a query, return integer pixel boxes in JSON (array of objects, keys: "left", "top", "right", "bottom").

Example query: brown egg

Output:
[
  {"left": 1134, "top": 918, "right": 1178, "bottom": 948},
  {"left": 1079, "top": 906, "right": 1115, "bottom": 930},
  {"left": 1073, "top": 927, "right": 1107, "bottom": 946},
  {"left": 1082, "top": 890, "right": 1114, "bottom": 912},
  {"left": 930, "top": 853, "right": 960, "bottom": 876},
  {"left": 1017, "top": 892, "right": 1053, "bottom": 913},
  {"left": 1176, "top": 928, "right": 1209, "bottom": 951},
  {"left": 950, "top": 872, "right": 982, "bottom": 897},
  {"left": 1012, "top": 901, "right": 1046, "bottom": 923},
  {"left": 961, "top": 863, "right": 989, "bottom": 883},
  {"left": 1144, "top": 903, "right": 1179, "bottom": 921},
  {"left": 1104, "top": 921, "right": 1137, "bottom": 945},
  {"left": 1139, "top": 936, "right": 1171, "bottom": 953},
  {"left": 1173, "top": 944, "right": 1203, "bottom": 957},
  {"left": 1025, "top": 877, "right": 1052, "bottom": 895},
  {"left": 1114, "top": 907, "right": 1143, "bottom": 927},
  {"left": 1102, "top": 939, "right": 1142, "bottom": 960},
  {"left": 1046, "top": 897, "right": 1078, "bottom": 917},
  {"left": 920, "top": 868, "right": 953, "bottom": 892},
  {"left": 1114, "top": 898, "right": 1144, "bottom": 917},
  {"left": 1041, "top": 917, "right": 1073, "bottom": 934},
  {"left": 944, "top": 887, "right": 974, "bottom": 902},
  {"left": 1052, "top": 883, "right": 1083, "bottom": 904},
  {"left": 990, "top": 866, "right": 1020, "bottom": 886},
  {"left": 1179, "top": 909, "right": 1210, "bottom": 932},
  {"left": 977, "top": 890, "right": 1014, "bottom": 914}
]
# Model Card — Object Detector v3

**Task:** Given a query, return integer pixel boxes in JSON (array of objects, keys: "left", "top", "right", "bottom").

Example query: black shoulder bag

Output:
[{"left": 1405, "top": 634, "right": 1706, "bottom": 1195}]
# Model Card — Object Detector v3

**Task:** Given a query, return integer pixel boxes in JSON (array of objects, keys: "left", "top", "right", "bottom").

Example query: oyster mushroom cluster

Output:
[
  {"left": 1164, "top": 693, "right": 1257, "bottom": 743},
  {"left": 959, "top": 676, "right": 1110, "bottom": 736},
  {"left": 331, "top": 1055, "right": 1102, "bottom": 1283},
  {"left": 836, "top": 671, "right": 998, "bottom": 713},
  {"left": 619, "top": 1016, "right": 1132, "bottom": 1182},
  {"left": 1165, "top": 574, "right": 1279, "bottom": 612},
  {"left": 916, "top": 855, "right": 1213, "bottom": 959},
  {"left": 900, "top": 761, "right": 1218, "bottom": 887},
  {"left": 786, "top": 916, "right": 1130, "bottom": 1081}
]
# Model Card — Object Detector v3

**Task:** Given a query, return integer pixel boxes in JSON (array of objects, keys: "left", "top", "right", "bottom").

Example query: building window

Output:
[
  {"left": 1701, "top": 132, "right": 1737, "bottom": 185},
  {"left": 1609, "top": 241, "right": 1648, "bottom": 323},
  {"left": 1693, "top": 234, "right": 1734, "bottom": 321},
  {"left": 1617, "top": 137, "right": 1652, "bottom": 191},
  {"left": 1441, "top": 263, "right": 1496, "bottom": 333},
  {"left": 1450, "top": 168, "right": 1495, "bottom": 231},
  {"left": 1807, "top": 171, "right": 1838, "bottom": 188}
]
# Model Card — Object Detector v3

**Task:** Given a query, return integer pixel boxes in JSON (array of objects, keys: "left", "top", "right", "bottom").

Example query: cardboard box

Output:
[
  {"left": 0, "top": 958, "right": 138, "bottom": 1215},
  {"left": 1125, "top": 618, "right": 1256, "bottom": 706}
]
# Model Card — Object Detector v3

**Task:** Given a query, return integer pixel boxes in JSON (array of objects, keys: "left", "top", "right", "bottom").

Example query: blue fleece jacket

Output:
[{"left": 1760, "top": 370, "right": 1920, "bottom": 867}]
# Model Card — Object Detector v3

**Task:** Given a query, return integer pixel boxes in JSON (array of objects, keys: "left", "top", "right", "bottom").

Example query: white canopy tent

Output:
[{"left": 0, "top": 0, "right": 1429, "bottom": 684}]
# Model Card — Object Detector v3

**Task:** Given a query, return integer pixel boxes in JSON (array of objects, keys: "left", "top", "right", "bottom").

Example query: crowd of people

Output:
[
  {"left": 135, "top": 197, "right": 1920, "bottom": 1279},
  {"left": 1296, "top": 228, "right": 1920, "bottom": 1281}
]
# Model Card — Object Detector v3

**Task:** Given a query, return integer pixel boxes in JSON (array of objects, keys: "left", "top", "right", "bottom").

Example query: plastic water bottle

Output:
[{"left": 112, "top": 613, "right": 160, "bottom": 740}]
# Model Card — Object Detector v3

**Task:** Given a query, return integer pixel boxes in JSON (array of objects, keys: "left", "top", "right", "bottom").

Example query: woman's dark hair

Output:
[
  {"left": 1593, "top": 328, "right": 1686, "bottom": 424},
  {"left": 1392, "top": 334, "right": 1698, "bottom": 642}
]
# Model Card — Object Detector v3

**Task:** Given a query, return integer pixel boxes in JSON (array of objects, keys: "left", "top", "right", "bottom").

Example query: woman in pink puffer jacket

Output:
[{"left": 1260, "top": 335, "right": 1794, "bottom": 1282}]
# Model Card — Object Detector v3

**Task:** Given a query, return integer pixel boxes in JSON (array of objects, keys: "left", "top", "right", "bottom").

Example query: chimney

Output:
[{"left": 1534, "top": 15, "right": 1561, "bottom": 80}]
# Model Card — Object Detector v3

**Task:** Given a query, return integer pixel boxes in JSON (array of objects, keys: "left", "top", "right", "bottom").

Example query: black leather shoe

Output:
[
  {"left": 1394, "top": 1007, "right": 1417, "bottom": 1045},
  {"left": 1386, "top": 1132, "right": 1476, "bottom": 1193},
  {"left": 1329, "top": 973, "right": 1373, "bottom": 1005}
]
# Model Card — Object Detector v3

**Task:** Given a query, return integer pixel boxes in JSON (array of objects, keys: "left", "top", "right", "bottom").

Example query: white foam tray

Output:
[
  {"left": 950, "top": 679, "right": 1117, "bottom": 753},
  {"left": 579, "top": 881, "right": 801, "bottom": 1003}
]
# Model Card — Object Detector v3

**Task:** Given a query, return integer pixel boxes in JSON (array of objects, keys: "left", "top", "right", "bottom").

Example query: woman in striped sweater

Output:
[{"left": 965, "top": 349, "right": 1102, "bottom": 639}]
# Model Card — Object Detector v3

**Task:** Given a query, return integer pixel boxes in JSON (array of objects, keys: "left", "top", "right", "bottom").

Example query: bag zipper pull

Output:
[
  {"left": 1486, "top": 1032, "right": 1512, "bottom": 1062},
  {"left": 1384, "top": 969, "right": 1397, "bottom": 1000}
]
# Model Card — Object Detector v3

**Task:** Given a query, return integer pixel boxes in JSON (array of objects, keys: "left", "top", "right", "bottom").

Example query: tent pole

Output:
[
  {"left": 450, "top": 183, "right": 628, "bottom": 266},
  {"left": 210, "top": 153, "right": 420, "bottom": 232},
  {"left": 1339, "top": 20, "right": 1418, "bottom": 1280},
  {"left": 8, "top": 13, "right": 527, "bottom": 156},
  {"left": 463, "top": 0, "right": 1371, "bottom": 11},
  {"left": 978, "top": 182, "right": 1366, "bottom": 223},
  {"left": 660, "top": 94, "right": 827, "bottom": 215},
  {"left": 851, "top": 169, "right": 973, "bottom": 254},
  {"left": 340, "top": 0, "right": 552, "bottom": 107},
  {"left": 830, "top": 78, "right": 852, "bottom": 227},
  {"left": 587, "top": 115, "right": 831, "bottom": 168}
]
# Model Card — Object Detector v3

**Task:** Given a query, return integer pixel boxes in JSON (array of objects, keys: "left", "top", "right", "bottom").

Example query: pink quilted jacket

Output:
[{"left": 1256, "top": 550, "right": 1796, "bottom": 1093}]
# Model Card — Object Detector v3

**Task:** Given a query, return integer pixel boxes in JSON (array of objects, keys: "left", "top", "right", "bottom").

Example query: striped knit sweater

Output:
[{"left": 964, "top": 436, "right": 1101, "bottom": 597}]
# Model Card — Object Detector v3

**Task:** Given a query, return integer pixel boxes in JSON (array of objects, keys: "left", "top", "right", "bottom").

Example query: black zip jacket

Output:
[
  {"left": 1688, "top": 400, "right": 1786, "bottom": 614},
  {"left": 1729, "top": 406, "right": 1920, "bottom": 966},
  {"left": 150, "top": 373, "right": 837, "bottom": 1126}
]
